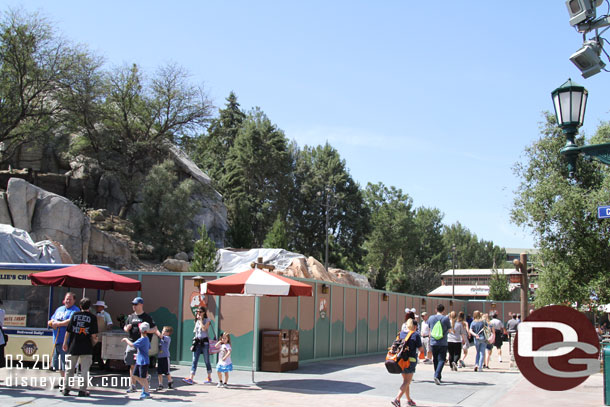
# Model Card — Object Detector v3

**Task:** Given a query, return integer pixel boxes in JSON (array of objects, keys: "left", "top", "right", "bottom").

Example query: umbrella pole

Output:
[{"left": 252, "top": 300, "right": 256, "bottom": 383}]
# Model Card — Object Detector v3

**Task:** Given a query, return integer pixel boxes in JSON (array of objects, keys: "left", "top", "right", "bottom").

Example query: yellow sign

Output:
[
  {"left": 0, "top": 270, "right": 34, "bottom": 286},
  {"left": 5, "top": 314, "right": 26, "bottom": 327}
]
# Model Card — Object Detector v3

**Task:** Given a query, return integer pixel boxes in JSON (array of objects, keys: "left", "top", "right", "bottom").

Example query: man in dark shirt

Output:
[
  {"left": 62, "top": 297, "right": 98, "bottom": 397},
  {"left": 124, "top": 297, "right": 158, "bottom": 393}
]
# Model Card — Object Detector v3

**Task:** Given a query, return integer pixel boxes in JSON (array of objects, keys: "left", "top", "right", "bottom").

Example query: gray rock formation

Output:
[
  {"left": 6, "top": 178, "right": 90, "bottom": 263},
  {"left": 0, "top": 192, "right": 11, "bottom": 224},
  {"left": 162, "top": 258, "right": 190, "bottom": 272},
  {"left": 88, "top": 226, "right": 132, "bottom": 269}
]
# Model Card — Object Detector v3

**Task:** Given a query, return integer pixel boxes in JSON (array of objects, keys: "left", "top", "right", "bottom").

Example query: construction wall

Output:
[{"left": 101, "top": 271, "right": 516, "bottom": 371}]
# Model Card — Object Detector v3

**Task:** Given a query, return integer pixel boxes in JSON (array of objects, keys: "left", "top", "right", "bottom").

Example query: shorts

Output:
[
  {"left": 402, "top": 360, "right": 416, "bottom": 374},
  {"left": 486, "top": 343, "right": 493, "bottom": 351},
  {"left": 216, "top": 363, "right": 233, "bottom": 373},
  {"left": 134, "top": 364, "right": 149, "bottom": 378},
  {"left": 157, "top": 357, "right": 170, "bottom": 375},
  {"left": 494, "top": 330, "right": 503, "bottom": 348},
  {"left": 124, "top": 347, "right": 137, "bottom": 366}
]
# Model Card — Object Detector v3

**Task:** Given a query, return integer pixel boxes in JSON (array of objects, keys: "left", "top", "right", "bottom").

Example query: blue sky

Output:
[{"left": 7, "top": 1, "right": 610, "bottom": 249}]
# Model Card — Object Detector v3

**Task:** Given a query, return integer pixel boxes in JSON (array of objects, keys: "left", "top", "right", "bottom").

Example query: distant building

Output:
[
  {"left": 427, "top": 268, "right": 522, "bottom": 300},
  {"left": 504, "top": 248, "right": 538, "bottom": 264}
]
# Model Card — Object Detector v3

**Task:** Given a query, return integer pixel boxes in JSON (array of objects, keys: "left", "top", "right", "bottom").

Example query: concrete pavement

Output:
[{"left": 0, "top": 341, "right": 604, "bottom": 406}]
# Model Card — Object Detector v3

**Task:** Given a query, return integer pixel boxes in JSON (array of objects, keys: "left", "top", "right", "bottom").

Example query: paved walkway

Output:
[{"left": 0, "top": 341, "right": 605, "bottom": 406}]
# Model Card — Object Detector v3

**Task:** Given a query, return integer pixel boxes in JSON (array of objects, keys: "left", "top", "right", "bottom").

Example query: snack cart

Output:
[{"left": 0, "top": 263, "right": 113, "bottom": 364}]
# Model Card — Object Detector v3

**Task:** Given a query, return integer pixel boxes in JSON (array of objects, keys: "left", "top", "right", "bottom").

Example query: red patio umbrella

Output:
[
  {"left": 204, "top": 267, "right": 312, "bottom": 382},
  {"left": 29, "top": 263, "right": 141, "bottom": 291}
]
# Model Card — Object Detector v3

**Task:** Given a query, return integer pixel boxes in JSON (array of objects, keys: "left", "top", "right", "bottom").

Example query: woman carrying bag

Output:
[{"left": 183, "top": 306, "right": 213, "bottom": 384}]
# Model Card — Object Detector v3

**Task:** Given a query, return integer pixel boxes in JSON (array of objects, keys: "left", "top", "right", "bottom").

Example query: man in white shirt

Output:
[{"left": 420, "top": 312, "right": 432, "bottom": 363}]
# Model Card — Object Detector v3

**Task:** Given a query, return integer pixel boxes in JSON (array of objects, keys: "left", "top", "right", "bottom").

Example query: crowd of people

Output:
[
  {"left": 391, "top": 304, "right": 524, "bottom": 407},
  {"left": 46, "top": 294, "right": 232, "bottom": 400}
]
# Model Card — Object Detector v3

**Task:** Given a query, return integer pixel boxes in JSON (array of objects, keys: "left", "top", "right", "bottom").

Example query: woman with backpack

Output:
[
  {"left": 392, "top": 318, "right": 424, "bottom": 407},
  {"left": 469, "top": 311, "right": 487, "bottom": 372}
]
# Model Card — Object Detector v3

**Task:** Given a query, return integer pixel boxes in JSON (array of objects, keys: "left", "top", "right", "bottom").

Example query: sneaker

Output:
[
  {"left": 498, "top": 357, "right": 502, "bottom": 363},
  {"left": 451, "top": 362, "right": 457, "bottom": 371},
  {"left": 391, "top": 399, "right": 401, "bottom": 407},
  {"left": 167, "top": 381, "right": 173, "bottom": 389},
  {"left": 216, "top": 382, "right": 223, "bottom": 388},
  {"left": 474, "top": 366, "right": 478, "bottom": 372},
  {"left": 139, "top": 392, "right": 151, "bottom": 400},
  {"left": 62, "top": 388, "right": 70, "bottom": 396},
  {"left": 182, "top": 378, "right": 194, "bottom": 385},
  {"left": 204, "top": 378, "right": 213, "bottom": 384},
  {"left": 157, "top": 385, "right": 163, "bottom": 391},
  {"left": 434, "top": 377, "right": 441, "bottom": 385},
  {"left": 126, "top": 385, "right": 137, "bottom": 393},
  {"left": 407, "top": 400, "right": 417, "bottom": 407},
  {"left": 459, "top": 360, "right": 465, "bottom": 368}
]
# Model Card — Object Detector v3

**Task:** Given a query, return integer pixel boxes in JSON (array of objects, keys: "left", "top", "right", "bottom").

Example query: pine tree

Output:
[
  {"left": 385, "top": 256, "right": 408, "bottom": 293},
  {"left": 263, "top": 214, "right": 288, "bottom": 249},
  {"left": 191, "top": 224, "right": 219, "bottom": 273},
  {"left": 488, "top": 268, "right": 511, "bottom": 301}
]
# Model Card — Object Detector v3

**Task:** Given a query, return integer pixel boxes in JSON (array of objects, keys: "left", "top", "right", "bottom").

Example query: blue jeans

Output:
[
  {"left": 191, "top": 340, "right": 211, "bottom": 376},
  {"left": 431, "top": 345, "right": 448, "bottom": 380},
  {"left": 474, "top": 339, "right": 486, "bottom": 371},
  {"left": 52, "top": 343, "right": 66, "bottom": 371}
]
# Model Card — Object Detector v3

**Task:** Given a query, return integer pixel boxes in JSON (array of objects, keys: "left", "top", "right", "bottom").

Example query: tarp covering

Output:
[
  {"left": 205, "top": 267, "right": 313, "bottom": 296},
  {"left": 0, "top": 224, "right": 61, "bottom": 263},
  {"left": 217, "top": 248, "right": 306, "bottom": 274}
]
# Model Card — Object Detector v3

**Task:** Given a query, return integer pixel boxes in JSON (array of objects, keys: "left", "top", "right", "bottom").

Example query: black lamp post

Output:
[{"left": 552, "top": 78, "right": 610, "bottom": 175}]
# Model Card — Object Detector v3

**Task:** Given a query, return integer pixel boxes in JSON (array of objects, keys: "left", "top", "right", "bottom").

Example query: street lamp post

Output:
[
  {"left": 552, "top": 78, "right": 610, "bottom": 175},
  {"left": 452, "top": 244, "right": 456, "bottom": 301}
]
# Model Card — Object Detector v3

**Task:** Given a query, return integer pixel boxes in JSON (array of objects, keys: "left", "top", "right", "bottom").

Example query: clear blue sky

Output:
[{"left": 7, "top": 1, "right": 610, "bottom": 249}]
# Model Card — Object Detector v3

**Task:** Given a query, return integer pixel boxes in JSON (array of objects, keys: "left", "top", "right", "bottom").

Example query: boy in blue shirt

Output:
[
  {"left": 122, "top": 322, "right": 151, "bottom": 399},
  {"left": 156, "top": 326, "right": 173, "bottom": 390}
]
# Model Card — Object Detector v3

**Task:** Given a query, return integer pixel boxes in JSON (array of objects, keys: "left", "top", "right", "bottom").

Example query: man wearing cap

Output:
[
  {"left": 92, "top": 300, "right": 112, "bottom": 369},
  {"left": 124, "top": 297, "right": 158, "bottom": 393}
]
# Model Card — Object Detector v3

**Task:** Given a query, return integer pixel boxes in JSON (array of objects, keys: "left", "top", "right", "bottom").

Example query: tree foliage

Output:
[
  {"left": 442, "top": 222, "right": 506, "bottom": 269},
  {"left": 385, "top": 256, "right": 408, "bottom": 293},
  {"left": 66, "top": 62, "right": 213, "bottom": 217},
  {"left": 488, "top": 269, "right": 511, "bottom": 301},
  {"left": 132, "top": 160, "right": 200, "bottom": 260},
  {"left": 0, "top": 9, "right": 86, "bottom": 161},
  {"left": 263, "top": 214, "right": 289, "bottom": 249},
  {"left": 512, "top": 113, "right": 610, "bottom": 306},
  {"left": 190, "top": 224, "right": 219, "bottom": 273},
  {"left": 290, "top": 142, "right": 370, "bottom": 271}
]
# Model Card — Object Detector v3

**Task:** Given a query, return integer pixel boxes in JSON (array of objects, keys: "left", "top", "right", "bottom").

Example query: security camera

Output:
[
  {"left": 566, "top": 0, "right": 602, "bottom": 26},
  {"left": 569, "top": 40, "right": 606, "bottom": 78}
]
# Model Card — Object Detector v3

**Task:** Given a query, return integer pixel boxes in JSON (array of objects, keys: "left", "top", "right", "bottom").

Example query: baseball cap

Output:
[
  {"left": 139, "top": 322, "right": 150, "bottom": 332},
  {"left": 132, "top": 297, "right": 144, "bottom": 305}
]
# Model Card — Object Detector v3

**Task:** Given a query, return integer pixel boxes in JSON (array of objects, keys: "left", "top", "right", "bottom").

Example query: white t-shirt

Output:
[
  {"left": 420, "top": 319, "right": 430, "bottom": 336},
  {"left": 218, "top": 344, "right": 232, "bottom": 366}
]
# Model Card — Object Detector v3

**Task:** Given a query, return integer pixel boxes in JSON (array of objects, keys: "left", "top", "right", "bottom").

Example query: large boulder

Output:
[
  {"left": 281, "top": 257, "right": 313, "bottom": 279},
  {"left": 162, "top": 258, "right": 190, "bottom": 272},
  {"left": 306, "top": 256, "right": 338, "bottom": 282},
  {"left": 88, "top": 226, "right": 132, "bottom": 269},
  {"left": 6, "top": 178, "right": 90, "bottom": 263},
  {"left": 0, "top": 192, "right": 11, "bottom": 225}
]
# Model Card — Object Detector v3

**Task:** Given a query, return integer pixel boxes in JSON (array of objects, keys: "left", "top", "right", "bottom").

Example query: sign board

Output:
[{"left": 598, "top": 205, "right": 610, "bottom": 219}]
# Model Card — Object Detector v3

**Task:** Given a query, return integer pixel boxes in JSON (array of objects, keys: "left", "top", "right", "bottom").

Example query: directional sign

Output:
[{"left": 598, "top": 206, "right": 610, "bottom": 219}]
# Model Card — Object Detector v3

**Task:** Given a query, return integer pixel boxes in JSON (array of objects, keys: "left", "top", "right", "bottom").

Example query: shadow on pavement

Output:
[{"left": 255, "top": 379, "right": 374, "bottom": 394}]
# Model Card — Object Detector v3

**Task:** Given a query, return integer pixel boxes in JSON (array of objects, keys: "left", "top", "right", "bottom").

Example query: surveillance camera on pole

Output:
[
  {"left": 570, "top": 39, "right": 606, "bottom": 78},
  {"left": 566, "top": 0, "right": 603, "bottom": 27}
]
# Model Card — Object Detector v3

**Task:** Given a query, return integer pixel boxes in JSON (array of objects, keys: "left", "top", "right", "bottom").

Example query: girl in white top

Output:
[{"left": 215, "top": 332, "right": 233, "bottom": 388}]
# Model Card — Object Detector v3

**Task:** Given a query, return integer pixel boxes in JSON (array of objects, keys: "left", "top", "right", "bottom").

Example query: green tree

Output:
[
  {"left": 362, "top": 182, "right": 415, "bottom": 289},
  {"left": 263, "top": 214, "right": 289, "bottom": 249},
  {"left": 194, "top": 91, "right": 246, "bottom": 187},
  {"left": 132, "top": 160, "right": 200, "bottom": 260},
  {"left": 221, "top": 108, "right": 292, "bottom": 247},
  {"left": 443, "top": 222, "right": 506, "bottom": 269},
  {"left": 512, "top": 113, "right": 610, "bottom": 306},
  {"left": 0, "top": 9, "right": 87, "bottom": 162},
  {"left": 190, "top": 224, "right": 219, "bottom": 273},
  {"left": 66, "top": 62, "right": 213, "bottom": 217},
  {"left": 488, "top": 269, "right": 511, "bottom": 301},
  {"left": 385, "top": 256, "right": 408, "bottom": 293},
  {"left": 290, "top": 142, "right": 370, "bottom": 271},
  {"left": 410, "top": 207, "right": 447, "bottom": 295}
]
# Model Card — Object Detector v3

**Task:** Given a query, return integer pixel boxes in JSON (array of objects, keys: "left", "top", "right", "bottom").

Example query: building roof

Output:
[
  {"left": 427, "top": 283, "right": 520, "bottom": 297},
  {"left": 441, "top": 268, "right": 521, "bottom": 276},
  {"left": 504, "top": 248, "right": 539, "bottom": 255}
]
